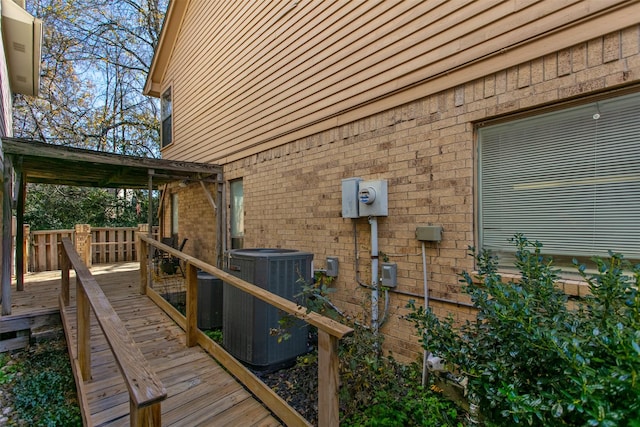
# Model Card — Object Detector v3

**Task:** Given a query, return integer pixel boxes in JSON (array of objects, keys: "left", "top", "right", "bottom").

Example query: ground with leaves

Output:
[{"left": 0, "top": 334, "right": 81, "bottom": 426}]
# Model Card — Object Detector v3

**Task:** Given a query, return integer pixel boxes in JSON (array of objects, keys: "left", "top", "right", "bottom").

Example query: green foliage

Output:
[
  {"left": 0, "top": 353, "right": 19, "bottom": 385},
  {"left": 406, "top": 235, "right": 640, "bottom": 426},
  {"left": 345, "top": 385, "right": 461, "bottom": 427},
  {"left": 11, "top": 338, "right": 81, "bottom": 426},
  {"left": 291, "top": 274, "right": 461, "bottom": 425},
  {"left": 339, "top": 331, "right": 461, "bottom": 427},
  {"left": 204, "top": 328, "right": 223, "bottom": 344},
  {"left": 25, "top": 184, "right": 157, "bottom": 230},
  {"left": 296, "top": 270, "right": 339, "bottom": 318}
]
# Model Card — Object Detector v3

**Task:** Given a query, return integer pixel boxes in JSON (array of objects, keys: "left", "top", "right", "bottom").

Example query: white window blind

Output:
[{"left": 478, "top": 92, "right": 640, "bottom": 265}]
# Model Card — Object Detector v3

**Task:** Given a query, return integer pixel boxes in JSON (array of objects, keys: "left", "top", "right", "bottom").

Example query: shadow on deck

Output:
[{"left": 6, "top": 263, "right": 282, "bottom": 427}]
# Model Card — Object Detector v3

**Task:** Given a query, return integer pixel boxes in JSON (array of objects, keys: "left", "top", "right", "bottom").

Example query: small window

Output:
[
  {"left": 230, "top": 179, "right": 244, "bottom": 249},
  {"left": 478, "top": 92, "right": 640, "bottom": 270},
  {"left": 171, "top": 192, "right": 179, "bottom": 238},
  {"left": 161, "top": 88, "right": 172, "bottom": 148}
]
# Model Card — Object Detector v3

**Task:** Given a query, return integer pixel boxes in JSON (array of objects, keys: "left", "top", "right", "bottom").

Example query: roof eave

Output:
[{"left": 144, "top": 0, "right": 190, "bottom": 98}]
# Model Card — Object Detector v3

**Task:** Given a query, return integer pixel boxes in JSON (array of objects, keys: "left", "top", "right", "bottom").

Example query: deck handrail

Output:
[
  {"left": 138, "top": 234, "right": 354, "bottom": 427},
  {"left": 60, "top": 237, "right": 167, "bottom": 427}
]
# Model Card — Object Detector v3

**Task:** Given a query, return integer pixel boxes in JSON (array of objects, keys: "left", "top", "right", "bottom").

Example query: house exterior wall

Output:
[
  {"left": 159, "top": 0, "right": 639, "bottom": 166},
  {"left": 160, "top": 181, "right": 218, "bottom": 266},
  {"left": 220, "top": 27, "right": 640, "bottom": 362},
  {"left": 155, "top": 2, "right": 640, "bottom": 362},
  {"left": 0, "top": 0, "right": 13, "bottom": 138}
]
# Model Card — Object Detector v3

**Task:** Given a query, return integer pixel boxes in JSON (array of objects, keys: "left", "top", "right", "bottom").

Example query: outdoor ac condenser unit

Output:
[{"left": 223, "top": 248, "right": 313, "bottom": 371}]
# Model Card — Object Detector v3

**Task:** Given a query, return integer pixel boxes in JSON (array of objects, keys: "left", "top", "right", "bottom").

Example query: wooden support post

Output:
[
  {"left": 60, "top": 249, "right": 70, "bottom": 306},
  {"left": 15, "top": 172, "right": 25, "bottom": 291},
  {"left": 22, "top": 224, "right": 29, "bottom": 277},
  {"left": 318, "top": 329, "right": 340, "bottom": 427},
  {"left": 74, "top": 224, "right": 92, "bottom": 268},
  {"left": 139, "top": 237, "right": 148, "bottom": 295},
  {"left": 130, "top": 399, "right": 161, "bottom": 427},
  {"left": 185, "top": 262, "right": 198, "bottom": 347},
  {"left": 1, "top": 155, "right": 13, "bottom": 315},
  {"left": 77, "top": 281, "right": 91, "bottom": 379}
]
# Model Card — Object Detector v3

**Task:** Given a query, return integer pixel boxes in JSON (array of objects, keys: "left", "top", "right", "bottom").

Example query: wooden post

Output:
[
  {"left": 318, "top": 329, "right": 340, "bottom": 427},
  {"left": 15, "top": 172, "right": 25, "bottom": 291},
  {"left": 130, "top": 399, "right": 161, "bottom": 427},
  {"left": 77, "top": 280, "right": 91, "bottom": 379},
  {"left": 60, "top": 249, "right": 70, "bottom": 306},
  {"left": 2, "top": 155, "right": 13, "bottom": 315},
  {"left": 138, "top": 236, "right": 148, "bottom": 295},
  {"left": 74, "top": 224, "right": 92, "bottom": 268},
  {"left": 185, "top": 262, "right": 198, "bottom": 347},
  {"left": 23, "top": 224, "right": 29, "bottom": 276}
]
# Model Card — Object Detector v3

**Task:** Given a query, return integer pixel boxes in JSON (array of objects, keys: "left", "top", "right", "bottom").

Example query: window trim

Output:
[
  {"left": 161, "top": 86, "right": 173, "bottom": 149},
  {"left": 229, "top": 179, "right": 244, "bottom": 250},
  {"left": 476, "top": 89, "right": 640, "bottom": 271}
]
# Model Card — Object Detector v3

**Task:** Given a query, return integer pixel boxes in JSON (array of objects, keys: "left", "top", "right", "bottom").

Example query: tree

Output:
[
  {"left": 13, "top": 0, "right": 167, "bottom": 157},
  {"left": 11, "top": 1, "right": 168, "bottom": 230},
  {"left": 24, "top": 184, "right": 156, "bottom": 230}
]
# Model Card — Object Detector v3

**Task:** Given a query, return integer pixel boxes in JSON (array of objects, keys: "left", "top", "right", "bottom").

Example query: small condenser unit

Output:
[
  {"left": 223, "top": 248, "right": 312, "bottom": 371},
  {"left": 197, "top": 271, "right": 223, "bottom": 329}
]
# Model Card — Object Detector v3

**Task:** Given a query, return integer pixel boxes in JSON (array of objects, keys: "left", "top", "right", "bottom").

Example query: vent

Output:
[
  {"left": 1, "top": 0, "right": 43, "bottom": 96},
  {"left": 12, "top": 41, "right": 25, "bottom": 53},
  {"left": 223, "top": 248, "right": 313, "bottom": 371}
]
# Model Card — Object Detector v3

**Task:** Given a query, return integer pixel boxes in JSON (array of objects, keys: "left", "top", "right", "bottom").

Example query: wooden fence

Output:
[{"left": 23, "top": 225, "right": 157, "bottom": 272}]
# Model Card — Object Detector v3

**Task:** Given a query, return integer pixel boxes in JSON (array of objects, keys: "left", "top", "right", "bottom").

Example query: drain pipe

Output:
[
  {"left": 369, "top": 216, "right": 379, "bottom": 334},
  {"left": 421, "top": 240, "right": 429, "bottom": 387}
]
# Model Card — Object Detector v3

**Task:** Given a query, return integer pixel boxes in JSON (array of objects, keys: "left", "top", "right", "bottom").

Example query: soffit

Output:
[
  {"left": 2, "top": 138, "right": 221, "bottom": 189},
  {"left": 144, "top": 0, "right": 190, "bottom": 98}
]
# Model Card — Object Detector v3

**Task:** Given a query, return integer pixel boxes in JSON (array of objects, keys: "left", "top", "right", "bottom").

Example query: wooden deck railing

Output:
[
  {"left": 29, "top": 228, "right": 74, "bottom": 271},
  {"left": 60, "top": 237, "right": 167, "bottom": 427},
  {"left": 138, "top": 234, "right": 354, "bottom": 427},
  {"left": 23, "top": 225, "right": 158, "bottom": 272},
  {"left": 91, "top": 226, "right": 138, "bottom": 264}
]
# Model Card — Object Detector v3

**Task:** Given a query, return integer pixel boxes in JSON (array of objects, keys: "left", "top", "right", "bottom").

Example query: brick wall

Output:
[
  {"left": 187, "top": 26, "right": 640, "bottom": 363},
  {"left": 162, "top": 182, "right": 218, "bottom": 266}
]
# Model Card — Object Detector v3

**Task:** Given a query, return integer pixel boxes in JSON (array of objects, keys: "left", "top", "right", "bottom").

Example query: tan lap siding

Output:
[{"left": 163, "top": 0, "right": 637, "bottom": 165}]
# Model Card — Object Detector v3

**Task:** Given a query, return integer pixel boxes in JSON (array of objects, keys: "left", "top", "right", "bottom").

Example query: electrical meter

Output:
[{"left": 358, "top": 180, "right": 388, "bottom": 217}]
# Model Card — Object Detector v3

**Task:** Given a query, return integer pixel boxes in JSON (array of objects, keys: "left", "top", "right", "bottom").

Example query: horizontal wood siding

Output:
[{"left": 163, "top": 0, "right": 638, "bottom": 163}]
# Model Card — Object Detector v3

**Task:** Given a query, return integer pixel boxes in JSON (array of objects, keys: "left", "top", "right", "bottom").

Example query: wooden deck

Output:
[{"left": 9, "top": 263, "right": 282, "bottom": 427}]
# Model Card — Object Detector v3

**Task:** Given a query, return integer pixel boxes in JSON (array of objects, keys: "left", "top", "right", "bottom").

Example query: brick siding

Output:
[{"left": 177, "top": 26, "right": 640, "bottom": 363}]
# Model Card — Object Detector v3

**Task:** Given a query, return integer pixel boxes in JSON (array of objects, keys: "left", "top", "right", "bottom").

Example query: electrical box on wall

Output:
[
  {"left": 326, "top": 257, "right": 339, "bottom": 277},
  {"left": 341, "top": 178, "right": 362, "bottom": 218},
  {"left": 416, "top": 225, "right": 443, "bottom": 242},
  {"left": 358, "top": 180, "right": 388, "bottom": 217},
  {"left": 381, "top": 262, "right": 397, "bottom": 287}
]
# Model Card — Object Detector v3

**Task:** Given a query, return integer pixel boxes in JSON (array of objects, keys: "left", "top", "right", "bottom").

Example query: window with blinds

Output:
[
  {"left": 161, "top": 87, "right": 172, "bottom": 148},
  {"left": 478, "top": 91, "right": 640, "bottom": 269}
]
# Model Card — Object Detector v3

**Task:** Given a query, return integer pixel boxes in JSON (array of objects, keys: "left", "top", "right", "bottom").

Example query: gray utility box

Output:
[
  {"left": 197, "top": 272, "right": 223, "bottom": 329},
  {"left": 223, "top": 248, "right": 313, "bottom": 371}
]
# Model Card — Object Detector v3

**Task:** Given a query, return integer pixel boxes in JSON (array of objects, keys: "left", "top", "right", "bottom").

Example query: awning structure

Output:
[
  {"left": 1, "top": 138, "right": 223, "bottom": 315},
  {"left": 2, "top": 138, "right": 222, "bottom": 188}
]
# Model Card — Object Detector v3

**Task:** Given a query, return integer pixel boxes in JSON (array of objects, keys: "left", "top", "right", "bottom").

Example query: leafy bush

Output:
[
  {"left": 407, "top": 235, "right": 640, "bottom": 426},
  {"left": 292, "top": 272, "right": 461, "bottom": 425},
  {"left": 12, "top": 338, "right": 81, "bottom": 426}
]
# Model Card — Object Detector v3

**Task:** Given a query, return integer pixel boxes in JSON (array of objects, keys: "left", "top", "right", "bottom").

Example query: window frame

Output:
[
  {"left": 161, "top": 86, "right": 173, "bottom": 148},
  {"left": 476, "top": 90, "right": 640, "bottom": 271},
  {"left": 170, "top": 192, "right": 179, "bottom": 240},
  {"left": 229, "top": 179, "right": 244, "bottom": 249}
]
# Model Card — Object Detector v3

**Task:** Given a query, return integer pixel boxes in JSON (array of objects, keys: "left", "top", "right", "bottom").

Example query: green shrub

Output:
[
  {"left": 407, "top": 235, "right": 640, "bottom": 426},
  {"left": 292, "top": 273, "right": 461, "bottom": 425},
  {"left": 12, "top": 339, "right": 81, "bottom": 426}
]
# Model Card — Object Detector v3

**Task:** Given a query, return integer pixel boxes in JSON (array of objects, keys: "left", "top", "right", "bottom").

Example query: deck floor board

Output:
[{"left": 10, "top": 263, "right": 282, "bottom": 427}]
